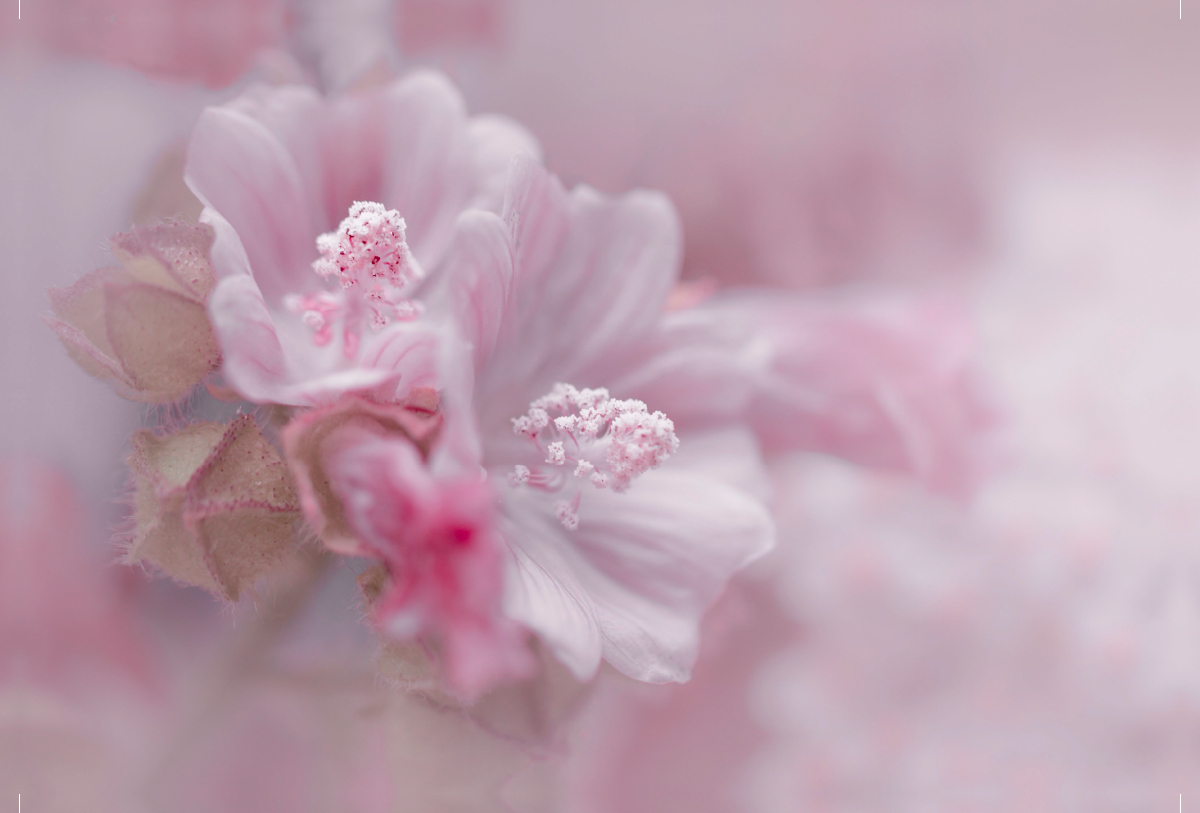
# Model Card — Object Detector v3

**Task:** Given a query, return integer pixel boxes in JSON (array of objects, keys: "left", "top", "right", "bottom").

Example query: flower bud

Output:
[
  {"left": 46, "top": 222, "right": 221, "bottom": 403},
  {"left": 281, "top": 391, "right": 442, "bottom": 556},
  {"left": 126, "top": 415, "right": 301, "bottom": 601}
]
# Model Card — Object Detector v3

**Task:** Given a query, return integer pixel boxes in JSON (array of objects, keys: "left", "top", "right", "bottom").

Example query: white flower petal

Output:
[{"left": 499, "top": 506, "right": 604, "bottom": 681}]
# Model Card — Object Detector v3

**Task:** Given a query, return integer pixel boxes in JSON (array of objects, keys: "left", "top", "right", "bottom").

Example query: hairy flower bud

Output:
[
  {"left": 46, "top": 222, "right": 221, "bottom": 403},
  {"left": 126, "top": 416, "right": 301, "bottom": 601}
]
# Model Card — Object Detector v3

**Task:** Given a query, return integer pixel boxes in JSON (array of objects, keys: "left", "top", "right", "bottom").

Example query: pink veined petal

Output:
[
  {"left": 463, "top": 115, "right": 543, "bottom": 214},
  {"left": 662, "top": 427, "right": 773, "bottom": 504},
  {"left": 207, "top": 275, "right": 288, "bottom": 404},
  {"left": 357, "top": 321, "right": 443, "bottom": 403},
  {"left": 221, "top": 82, "right": 331, "bottom": 235},
  {"left": 499, "top": 503, "right": 604, "bottom": 681},
  {"left": 185, "top": 105, "right": 317, "bottom": 306},
  {"left": 602, "top": 302, "right": 768, "bottom": 431},
  {"left": 734, "top": 288, "right": 990, "bottom": 496},
  {"left": 607, "top": 288, "right": 989, "bottom": 496},
  {"left": 500, "top": 152, "right": 571, "bottom": 292},
  {"left": 568, "top": 466, "right": 774, "bottom": 683},
  {"left": 428, "top": 209, "right": 514, "bottom": 371},
  {"left": 480, "top": 159, "right": 683, "bottom": 419},
  {"left": 380, "top": 71, "right": 538, "bottom": 268},
  {"left": 278, "top": 368, "right": 400, "bottom": 408},
  {"left": 549, "top": 186, "right": 681, "bottom": 383}
]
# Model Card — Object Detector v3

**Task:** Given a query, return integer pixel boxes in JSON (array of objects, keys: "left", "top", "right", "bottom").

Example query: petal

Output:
[
  {"left": 431, "top": 209, "right": 514, "bottom": 370},
  {"left": 499, "top": 500, "right": 604, "bottom": 681},
  {"left": 732, "top": 289, "right": 990, "bottom": 495},
  {"left": 549, "top": 186, "right": 681, "bottom": 383},
  {"left": 185, "top": 105, "right": 317, "bottom": 305},
  {"left": 609, "top": 288, "right": 989, "bottom": 496},
  {"left": 570, "top": 467, "right": 774, "bottom": 683},
  {"left": 481, "top": 160, "right": 682, "bottom": 416},
  {"left": 380, "top": 71, "right": 539, "bottom": 268},
  {"left": 207, "top": 275, "right": 288, "bottom": 403},
  {"left": 358, "top": 321, "right": 443, "bottom": 400},
  {"left": 603, "top": 302, "right": 769, "bottom": 430},
  {"left": 222, "top": 83, "right": 331, "bottom": 232}
]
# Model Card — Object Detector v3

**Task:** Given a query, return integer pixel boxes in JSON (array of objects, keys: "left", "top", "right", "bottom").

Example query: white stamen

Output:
[
  {"left": 509, "top": 383, "right": 679, "bottom": 530},
  {"left": 304, "top": 201, "right": 426, "bottom": 347},
  {"left": 556, "top": 500, "right": 579, "bottom": 531}
]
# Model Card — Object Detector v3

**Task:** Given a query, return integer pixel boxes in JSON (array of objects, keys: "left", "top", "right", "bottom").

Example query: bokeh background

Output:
[{"left": 3, "top": 0, "right": 1199, "bottom": 810}]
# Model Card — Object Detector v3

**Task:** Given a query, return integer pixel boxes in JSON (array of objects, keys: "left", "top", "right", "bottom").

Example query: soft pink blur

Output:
[
  {"left": 0, "top": 0, "right": 284, "bottom": 87},
  {"left": 6, "top": 0, "right": 1200, "bottom": 810}
]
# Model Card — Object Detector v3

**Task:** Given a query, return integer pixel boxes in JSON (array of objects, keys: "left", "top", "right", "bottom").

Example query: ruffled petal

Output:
[
  {"left": 608, "top": 288, "right": 989, "bottom": 496},
  {"left": 570, "top": 465, "right": 773, "bottom": 683},
  {"left": 207, "top": 275, "right": 288, "bottom": 403},
  {"left": 380, "top": 71, "right": 540, "bottom": 268},
  {"left": 220, "top": 83, "right": 332, "bottom": 233},
  {"left": 185, "top": 105, "right": 317, "bottom": 305},
  {"left": 499, "top": 502, "right": 604, "bottom": 681},
  {"left": 479, "top": 158, "right": 682, "bottom": 422},
  {"left": 498, "top": 432, "right": 772, "bottom": 683},
  {"left": 427, "top": 210, "right": 514, "bottom": 371}
]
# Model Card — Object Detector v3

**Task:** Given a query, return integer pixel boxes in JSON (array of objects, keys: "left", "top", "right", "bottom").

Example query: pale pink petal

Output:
[
  {"left": 428, "top": 210, "right": 514, "bottom": 370},
  {"left": 480, "top": 159, "right": 682, "bottom": 418},
  {"left": 609, "top": 288, "right": 989, "bottom": 495},
  {"left": 380, "top": 71, "right": 540, "bottom": 267},
  {"left": 357, "top": 321, "right": 443, "bottom": 403},
  {"left": 549, "top": 186, "right": 681, "bottom": 384},
  {"left": 206, "top": 275, "right": 288, "bottom": 403},
  {"left": 185, "top": 105, "right": 317, "bottom": 305},
  {"left": 603, "top": 302, "right": 766, "bottom": 430},
  {"left": 498, "top": 152, "right": 571, "bottom": 290},
  {"left": 221, "top": 83, "right": 330, "bottom": 233},
  {"left": 499, "top": 504, "right": 604, "bottom": 681},
  {"left": 571, "top": 467, "right": 773, "bottom": 683},
  {"left": 737, "top": 289, "right": 989, "bottom": 495},
  {"left": 500, "top": 456, "right": 772, "bottom": 684}
]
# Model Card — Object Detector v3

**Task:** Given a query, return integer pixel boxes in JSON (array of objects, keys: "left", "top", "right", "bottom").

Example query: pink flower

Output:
[
  {"left": 410, "top": 152, "right": 987, "bottom": 684},
  {"left": 188, "top": 70, "right": 986, "bottom": 691},
  {"left": 184, "top": 70, "right": 538, "bottom": 406},
  {"left": 326, "top": 428, "right": 533, "bottom": 699},
  {"left": 414, "top": 155, "right": 776, "bottom": 684}
]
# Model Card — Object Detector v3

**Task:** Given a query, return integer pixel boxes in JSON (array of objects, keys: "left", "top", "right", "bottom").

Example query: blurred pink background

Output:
[{"left": 4, "top": 0, "right": 1200, "bottom": 810}]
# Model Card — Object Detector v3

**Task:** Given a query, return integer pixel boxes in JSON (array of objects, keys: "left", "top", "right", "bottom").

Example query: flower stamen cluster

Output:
[
  {"left": 510, "top": 383, "right": 679, "bottom": 529},
  {"left": 298, "top": 202, "right": 426, "bottom": 352}
]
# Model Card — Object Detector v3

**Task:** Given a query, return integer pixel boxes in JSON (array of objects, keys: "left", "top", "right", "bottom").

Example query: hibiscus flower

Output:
[
  {"left": 183, "top": 69, "right": 537, "bottom": 406},
  {"left": 172, "top": 70, "right": 986, "bottom": 695}
]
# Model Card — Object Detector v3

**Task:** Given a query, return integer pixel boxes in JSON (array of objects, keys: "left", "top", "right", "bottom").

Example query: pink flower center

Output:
[
  {"left": 509, "top": 383, "right": 679, "bottom": 530},
  {"left": 290, "top": 201, "right": 425, "bottom": 357}
]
